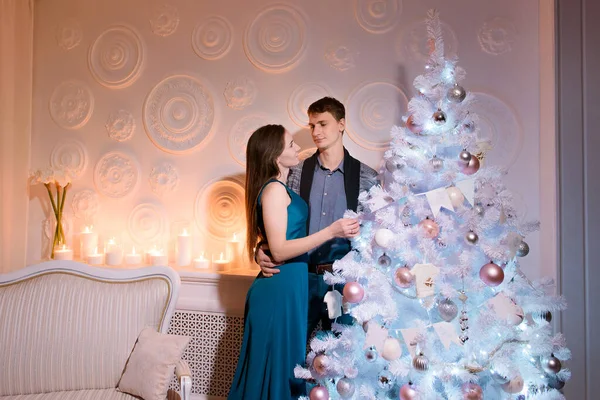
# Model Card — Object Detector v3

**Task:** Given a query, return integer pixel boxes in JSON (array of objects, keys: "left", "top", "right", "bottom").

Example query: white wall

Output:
[{"left": 27, "top": 0, "right": 547, "bottom": 279}]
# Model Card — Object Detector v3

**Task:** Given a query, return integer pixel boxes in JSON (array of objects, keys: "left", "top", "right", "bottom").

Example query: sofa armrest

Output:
[{"left": 176, "top": 360, "right": 192, "bottom": 400}]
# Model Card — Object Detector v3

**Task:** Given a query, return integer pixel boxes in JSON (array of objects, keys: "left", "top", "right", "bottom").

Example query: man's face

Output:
[{"left": 308, "top": 111, "right": 344, "bottom": 151}]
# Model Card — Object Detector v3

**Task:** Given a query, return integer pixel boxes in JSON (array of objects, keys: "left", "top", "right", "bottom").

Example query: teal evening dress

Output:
[{"left": 228, "top": 179, "right": 309, "bottom": 400}]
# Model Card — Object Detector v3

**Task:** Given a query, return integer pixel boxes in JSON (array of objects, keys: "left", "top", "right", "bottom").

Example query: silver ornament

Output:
[
  {"left": 489, "top": 368, "right": 510, "bottom": 384},
  {"left": 459, "top": 150, "right": 472, "bottom": 163},
  {"left": 365, "top": 346, "right": 378, "bottom": 362},
  {"left": 424, "top": 63, "right": 434, "bottom": 71},
  {"left": 532, "top": 310, "right": 553, "bottom": 324},
  {"left": 413, "top": 354, "right": 429, "bottom": 371},
  {"left": 378, "top": 254, "right": 392, "bottom": 268},
  {"left": 433, "top": 110, "right": 447, "bottom": 125},
  {"left": 516, "top": 241, "right": 530, "bottom": 257},
  {"left": 474, "top": 204, "right": 485, "bottom": 216},
  {"left": 459, "top": 334, "right": 469, "bottom": 343},
  {"left": 438, "top": 298, "right": 458, "bottom": 322},
  {"left": 447, "top": 84, "right": 467, "bottom": 103},
  {"left": 377, "top": 369, "right": 395, "bottom": 390},
  {"left": 430, "top": 156, "right": 444, "bottom": 171},
  {"left": 542, "top": 355, "right": 562, "bottom": 374},
  {"left": 385, "top": 157, "right": 405, "bottom": 172},
  {"left": 465, "top": 231, "right": 479, "bottom": 245},
  {"left": 336, "top": 377, "right": 355, "bottom": 398}
]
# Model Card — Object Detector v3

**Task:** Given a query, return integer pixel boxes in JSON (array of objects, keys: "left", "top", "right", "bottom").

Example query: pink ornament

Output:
[
  {"left": 312, "top": 354, "right": 328, "bottom": 376},
  {"left": 343, "top": 282, "right": 364, "bottom": 303},
  {"left": 382, "top": 337, "right": 403, "bottom": 361},
  {"left": 406, "top": 115, "right": 423, "bottom": 134},
  {"left": 462, "top": 382, "right": 483, "bottom": 400},
  {"left": 399, "top": 383, "right": 418, "bottom": 400},
  {"left": 461, "top": 155, "right": 480, "bottom": 175},
  {"left": 309, "top": 385, "right": 329, "bottom": 400},
  {"left": 479, "top": 262, "right": 504, "bottom": 287},
  {"left": 394, "top": 267, "right": 414, "bottom": 288},
  {"left": 418, "top": 218, "right": 440, "bottom": 238}
]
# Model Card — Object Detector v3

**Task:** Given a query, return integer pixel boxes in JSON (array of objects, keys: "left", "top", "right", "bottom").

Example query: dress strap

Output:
[{"left": 257, "top": 179, "right": 290, "bottom": 206}]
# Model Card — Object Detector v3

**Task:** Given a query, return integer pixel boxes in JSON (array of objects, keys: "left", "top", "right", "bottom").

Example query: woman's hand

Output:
[{"left": 328, "top": 218, "right": 360, "bottom": 239}]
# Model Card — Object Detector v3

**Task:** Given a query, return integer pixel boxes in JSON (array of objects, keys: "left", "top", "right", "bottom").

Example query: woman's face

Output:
[{"left": 277, "top": 130, "right": 300, "bottom": 169}]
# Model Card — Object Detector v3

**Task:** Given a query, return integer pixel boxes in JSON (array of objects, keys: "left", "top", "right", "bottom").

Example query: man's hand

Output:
[{"left": 256, "top": 244, "right": 282, "bottom": 277}]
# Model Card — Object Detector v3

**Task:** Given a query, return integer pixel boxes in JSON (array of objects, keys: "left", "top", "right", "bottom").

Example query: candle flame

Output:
[
  {"left": 132, "top": 247, "right": 136, "bottom": 255},
  {"left": 61, "top": 244, "right": 67, "bottom": 250},
  {"left": 233, "top": 232, "right": 237, "bottom": 241},
  {"left": 93, "top": 247, "right": 98, "bottom": 255},
  {"left": 219, "top": 252, "right": 224, "bottom": 261},
  {"left": 84, "top": 226, "right": 90, "bottom": 233},
  {"left": 182, "top": 228, "right": 188, "bottom": 236}
]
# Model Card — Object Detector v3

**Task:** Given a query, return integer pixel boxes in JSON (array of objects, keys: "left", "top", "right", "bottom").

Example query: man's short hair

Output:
[{"left": 307, "top": 97, "right": 345, "bottom": 122}]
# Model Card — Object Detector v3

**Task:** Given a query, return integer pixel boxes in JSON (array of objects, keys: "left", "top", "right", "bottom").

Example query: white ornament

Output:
[
  {"left": 446, "top": 186, "right": 465, "bottom": 208},
  {"left": 381, "top": 337, "right": 402, "bottom": 361},
  {"left": 374, "top": 228, "right": 394, "bottom": 248},
  {"left": 324, "top": 290, "right": 343, "bottom": 319},
  {"left": 410, "top": 263, "right": 440, "bottom": 298}
]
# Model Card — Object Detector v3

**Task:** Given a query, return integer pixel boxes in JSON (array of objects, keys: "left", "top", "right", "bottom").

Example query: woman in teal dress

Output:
[{"left": 228, "top": 125, "right": 359, "bottom": 400}]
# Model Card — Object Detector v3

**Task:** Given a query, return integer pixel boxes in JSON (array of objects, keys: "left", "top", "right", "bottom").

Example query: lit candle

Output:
[
  {"left": 177, "top": 228, "right": 192, "bottom": 267},
  {"left": 212, "top": 252, "right": 230, "bottom": 272},
  {"left": 105, "top": 238, "right": 123, "bottom": 266},
  {"left": 150, "top": 249, "right": 168, "bottom": 266},
  {"left": 226, "top": 232, "right": 243, "bottom": 268},
  {"left": 125, "top": 247, "right": 142, "bottom": 266},
  {"left": 193, "top": 251, "right": 210, "bottom": 269},
  {"left": 53, "top": 244, "right": 73, "bottom": 260},
  {"left": 86, "top": 247, "right": 104, "bottom": 265},
  {"left": 79, "top": 226, "right": 98, "bottom": 260}
]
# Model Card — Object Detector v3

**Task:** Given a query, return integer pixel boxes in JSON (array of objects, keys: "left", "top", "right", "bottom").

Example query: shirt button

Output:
[
  {"left": 324, "top": 192, "right": 327, "bottom": 196},
  {"left": 326, "top": 175, "right": 331, "bottom": 178},
  {"left": 318, "top": 252, "right": 322, "bottom": 256},
  {"left": 322, "top": 212, "right": 326, "bottom": 216}
]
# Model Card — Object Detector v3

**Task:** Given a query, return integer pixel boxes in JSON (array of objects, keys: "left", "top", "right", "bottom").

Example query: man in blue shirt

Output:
[{"left": 257, "top": 97, "right": 378, "bottom": 335}]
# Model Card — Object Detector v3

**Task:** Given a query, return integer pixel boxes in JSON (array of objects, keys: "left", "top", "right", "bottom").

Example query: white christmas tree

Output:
[{"left": 296, "top": 10, "right": 570, "bottom": 400}]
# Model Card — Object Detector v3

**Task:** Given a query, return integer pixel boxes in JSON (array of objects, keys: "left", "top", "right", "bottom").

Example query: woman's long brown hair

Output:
[{"left": 245, "top": 124, "right": 285, "bottom": 262}]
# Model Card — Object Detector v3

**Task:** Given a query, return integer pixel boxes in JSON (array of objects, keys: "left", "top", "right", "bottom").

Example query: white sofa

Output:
[{"left": 0, "top": 260, "right": 192, "bottom": 399}]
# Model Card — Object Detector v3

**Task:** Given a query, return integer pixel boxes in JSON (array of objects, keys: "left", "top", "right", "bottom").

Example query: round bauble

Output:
[
  {"left": 312, "top": 354, "right": 328, "bottom": 376},
  {"left": 532, "top": 310, "right": 553, "bottom": 324},
  {"left": 448, "top": 84, "right": 467, "bottom": 103},
  {"left": 489, "top": 368, "right": 510, "bottom": 384},
  {"left": 394, "top": 267, "right": 414, "bottom": 288},
  {"left": 546, "top": 374, "right": 565, "bottom": 390},
  {"left": 461, "top": 155, "right": 480, "bottom": 175},
  {"left": 386, "top": 157, "right": 405, "bottom": 173},
  {"left": 430, "top": 156, "right": 444, "bottom": 171},
  {"left": 375, "top": 228, "right": 394, "bottom": 248},
  {"left": 479, "top": 262, "right": 504, "bottom": 287},
  {"left": 418, "top": 218, "right": 440, "bottom": 238},
  {"left": 462, "top": 382, "right": 483, "bottom": 400},
  {"left": 542, "top": 355, "right": 562, "bottom": 374},
  {"left": 438, "top": 298, "right": 458, "bottom": 322},
  {"left": 378, "top": 254, "right": 392, "bottom": 268},
  {"left": 516, "top": 241, "right": 530, "bottom": 257},
  {"left": 447, "top": 186, "right": 465, "bottom": 208},
  {"left": 433, "top": 109, "right": 447, "bottom": 125},
  {"left": 413, "top": 354, "right": 429, "bottom": 371},
  {"left": 406, "top": 114, "right": 423, "bottom": 134},
  {"left": 336, "top": 377, "right": 355, "bottom": 399},
  {"left": 378, "top": 369, "right": 395, "bottom": 390},
  {"left": 501, "top": 375, "right": 524, "bottom": 394},
  {"left": 309, "top": 385, "right": 329, "bottom": 400},
  {"left": 459, "top": 150, "right": 472, "bottom": 164},
  {"left": 343, "top": 282, "right": 364, "bottom": 303},
  {"left": 506, "top": 304, "right": 525, "bottom": 326},
  {"left": 399, "top": 383, "right": 418, "bottom": 400},
  {"left": 382, "top": 337, "right": 403, "bottom": 361},
  {"left": 465, "top": 231, "right": 479, "bottom": 245},
  {"left": 365, "top": 346, "right": 378, "bottom": 362}
]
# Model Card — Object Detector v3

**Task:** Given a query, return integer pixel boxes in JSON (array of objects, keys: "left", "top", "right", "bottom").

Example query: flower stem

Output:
[{"left": 45, "top": 183, "right": 59, "bottom": 258}]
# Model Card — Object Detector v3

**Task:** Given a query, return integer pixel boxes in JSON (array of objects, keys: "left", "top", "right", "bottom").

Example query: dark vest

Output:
[{"left": 299, "top": 148, "right": 361, "bottom": 212}]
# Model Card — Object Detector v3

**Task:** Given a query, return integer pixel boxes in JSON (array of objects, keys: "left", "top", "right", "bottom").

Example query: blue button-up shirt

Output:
[{"left": 307, "top": 158, "right": 350, "bottom": 264}]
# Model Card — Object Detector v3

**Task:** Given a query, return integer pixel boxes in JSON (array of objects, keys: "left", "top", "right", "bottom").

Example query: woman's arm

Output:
[{"left": 261, "top": 182, "right": 358, "bottom": 263}]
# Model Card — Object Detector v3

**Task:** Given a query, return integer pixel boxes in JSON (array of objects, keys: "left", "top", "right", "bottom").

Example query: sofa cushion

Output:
[
  {"left": 117, "top": 327, "right": 190, "bottom": 400},
  {"left": 0, "top": 272, "right": 170, "bottom": 395},
  {"left": 0, "top": 388, "right": 138, "bottom": 399}
]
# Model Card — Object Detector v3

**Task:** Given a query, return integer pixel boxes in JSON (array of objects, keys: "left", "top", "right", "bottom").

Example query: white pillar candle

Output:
[
  {"left": 86, "top": 248, "right": 104, "bottom": 265},
  {"left": 177, "top": 229, "right": 192, "bottom": 267},
  {"left": 193, "top": 252, "right": 210, "bottom": 269},
  {"left": 212, "top": 252, "right": 230, "bottom": 272},
  {"left": 105, "top": 239, "right": 123, "bottom": 266},
  {"left": 125, "top": 247, "right": 142, "bottom": 266},
  {"left": 226, "top": 233, "right": 243, "bottom": 267},
  {"left": 79, "top": 226, "right": 98, "bottom": 260},
  {"left": 54, "top": 244, "right": 73, "bottom": 260},
  {"left": 150, "top": 253, "right": 168, "bottom": 266}
]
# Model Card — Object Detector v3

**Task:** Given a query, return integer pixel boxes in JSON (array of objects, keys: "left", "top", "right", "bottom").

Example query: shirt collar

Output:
[{"left": 316, "top": 156, "right": 345, "bottom": 174}]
